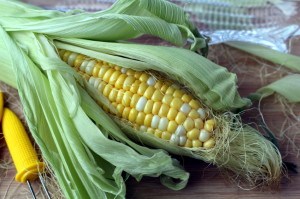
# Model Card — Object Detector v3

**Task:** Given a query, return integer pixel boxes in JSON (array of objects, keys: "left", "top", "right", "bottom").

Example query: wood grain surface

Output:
[{"left": 1, "top": 1, "right": 300, "bottom": 199}]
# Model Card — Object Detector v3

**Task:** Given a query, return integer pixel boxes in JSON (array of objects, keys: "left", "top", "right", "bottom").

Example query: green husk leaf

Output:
[
  {"left": 226, "top": 41, "right": 300, "bottom": 73},
  {"left": 250, "top": 74, "right": 300, "bottom": 103},
  {"left": 0, "top": 0, "right": 207, "bottom": 54},
  {"left": 53, "top": 37, "right": 251, "bottom": 111}
]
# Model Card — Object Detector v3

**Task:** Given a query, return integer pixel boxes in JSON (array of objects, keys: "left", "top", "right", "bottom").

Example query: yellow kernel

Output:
[
  {"left": 144, "top": 86, "right": 155, "bottom": 99},
  {"left": 175, "top": 112, "right": 186, "bottom": 124},
  {"left": 116, "top": 104, "right": 125, "bottom": 116},
  {"left": 151, "top": 90, "right": 163, "bottom": 102},
  {"left": 115, "top": 74, "right": 127, "bottom": 89},
  {"left": 184, "top": 139, "right": 193, "bottom": 148},
  {"left": 130, "top": 80, "right": 140, "bottom": 93},
  {"left": 109, "top": 70, "right": 122, "bottom": 85},
  {"left": 116, "top": 90, "right": 124, "bottom": 103},
  {"left": 195, "top": 118, "right": 204, "bottom": 129},
  {"left": 102, "top": 68, "right": 114, "bottom": 83},
  {"left": 126, "top": 69, "right": 135, "bottom": 76},
  {"left": 139, "top": 73, "right": 149, "bottom": 82},
  {"left": 122, "top": 91, "right": 133, "bottom": 107},
  {"left": 152, "top": 102, "right": 162, "bottom": 115},
  {"left": 192, "top": 140, "right": 202, "bottom": 148},
  {"left": 161, "top": 131, "right": 172, "bottom": 140},
  {"left": 108, "top": 88, "right": 118, "bottom": 102},
  {"left": 189, "top": 99, "right": 201, "bottom": 109},
  {"left": 74, "top": 57, "right": 84, "bottom": 69},
  {"left": 147, "top": 128, "right": 155, "bottom": 134},
  {"left": 165, "top": 86, "right": 175, "bottom": 95},
  {"left": 98, "top": 66, "right": 110, "bottom": 78},
  {"left": 187, "top": 128, "right": 200, "bottom": 140},
  {"left": 144, "top": 100, "right": 154, "bottom": 114},
  {"left": 167, "top": 121, "right": 178, "bottom": 133},
  {"left": 158, "top": 104, "right": 170, "bottom": 117},
  {"left": 114, "top": 65, "right": 121, "bottom": 71},
  {"left": 170, "top": 98, "right": 183, "bottom": 110},
  {"left": 122, "top": 107, "right": 131, "bottom": 119},
  {"left": 160, "top": 84, "right": 169, "bottom": 93},
  {"left": 204, "top": 123, "right": 214, "bottom": 132},
  {"left": 162, "top": 94, "right": 173, "bottom": 105},
  {"left": 98, "top": 81, "right": 107, "bottom": 93},
  {"left": 203, "top": 138, "right": 215, "bottom": 149},
  {"left": 103, "top": 84, "right": 113, "bottom": 97},
  {"left": 62, "top": 51, "right": 71, "bottom": 62},
  {"left": 181, "top": 94, "right": 192, "bottom": 103},
  {"left": 206, "top": 119, "right": 216, "bottom": 127},
  {"left": 173, "top": 90, "right": 184, "bottom": 98},
  {"left": 154, "top": 130, "right": 162, "bottom": 138},
  {"left": 188, "top": 109, "right": 200, "bottom": 119},
  {"left": 144, "top": 114, "right": 153, "bottom": 127},
  {"left": 130, "top": 94, "right": 140, "bottom": 108},
  {"left": 128, "top": 109, "right": 138, "bottom": 122},
  {"left": 183, "top": 118, "right": 195, "bottom": 131},
  {"left": 92, "top": 64, "right": 101, "bottom": 77},
  {"left": 134, "top": 71, "right": 142, "bottom": 79},
  {"left": 154, "top": 81, "right": 163, "bottom": 89},
  {"left": 167, "top": 107, "right": 178, "bottom": 121},
  {"left": 136, "top": 112, "right": 146, "bottom": 125},
  {"left": 123, "top": 76, "right": 135, "bottom": 90},
  {"left": 137, "top": 82, "right": 148, "bottom": 95}
]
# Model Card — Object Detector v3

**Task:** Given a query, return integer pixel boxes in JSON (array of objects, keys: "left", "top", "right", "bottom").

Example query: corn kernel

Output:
[
  {"left": 130, "top": 94, "right": 140, "bottom": 108},
  {"left": 116, "top": 104, "right": 125, "bottom": 116},
  {"left": 181, "top": 94, "right": 192, "bottom": 103},
  {"left": 103, "top": 84, "right": 113, "bottom": 97},
  {"left": 167, "top": 121, "right": 178, "bottom": 133},
  {"left": 139, "top": 73, "right": 149, "bottom": 82},
  {"left": 147, "top": 76, "right": 156, "bottom": 86},
  {"left": 170, "top": 98, "right": 183, "bottom": 110},
  {"left": 154, "top": 81, "right": 163, "bottom": 90},
  {"left": 199, "top": 129, "right": 211, "bottom": 142},
  {"left": 136, "top": 96, "right": 147, "bottom": 111},
  {"left": 147, "top": 128, "right": 155, "bottom": 134},
  {"left": 136, "top": 112, "right": 146, "bottom": 125},
  {"left": 122, "top": 91, "right": 133, "bottom": 107},
  {"left": 189, "top": 99, "right": 201, "bottom": 109},
  {"left": 203, "top": 138, "right": 215, "bottom": 149},
  {"left": 173, "top": 90, "right": 184, "bottom": 98},
  {"left": 162, "top": 94, "right": 173, "bottom": 105},
  {"left": 160, "top": 84, "right": 169, "bottom": 93},
  {"left": 195, "top": 118, "right": 204, "bottom": 129},
  {"left": 115, "top": 74, "right": 127, "bottom": 89},
  {"left": 114, "top": 65, "right": 121, "bottom": 71},
  {"left": 204, "top": 123, "right": 214, "bottom": 132},
  {"left": 126, "top": 69, "right": 135, "bottom": 76},
  {"left": 154, "top": 130, "right": 162, "bottom": 138},
  {"left": 128, "top": 109, "right": 138, "bottom": 122},
  {"left": 151, "top": 115, "right": 160, "bottom": 129},
  {"left": 108, "top": 88, "right": 118, "bottom": 102},
  {"left": 158, "top": 104, "right": 170, "bottom": 117},
  {"left": 158, "top": 117, "right": 169, "bottom": 131},
  {"left": 179, "top": 136, "right": 187, "bottom": 146},
  {"left": 144, "top": 86, "right": 155, "bottom": 99},
  {"left": 130, "top": 80, "right": 140, "bottom": 93},
  {"left": 187, "top": 128, "right": 200, "bottom": 140},
  {"left": 122, "top": 107, "right": 131, "bottom": 119},
  {"left": 144, "top": 114, "right": 153, "bottom": 127},
  {"left": 137, "top": 82, "right": 148, "bottom": 95},
  {"left": 134, "top": 71, "right": 142, "bottom": 79},
  {"left": 152, "top": 102, "right": 162, "bottom": 115},
  {"left": 151, "top": 90, "right": 164, "bottom": 102},
  {"left": 144, "top": 100, "right": 154, "bottom": 114},
  {"left": 97, "top": 81, "right": 107, "bottom": 93},
  {"left": 183, "top": 117, "right": 194, "bottom": 131},
  {"left": 167, "top": 107, "right": 178, "bottom": 121},
  {"left": 109, "top": 70, "right": 122, "bottom": 85},
  {"left": 62, "top": 51, "right": 71, "bottom": 62},
  {"left": 102, "top": 68, "right": 114, "bottom": 83},
  {"left": 116, "top": 90, "right": 124, "bottom": 103},
  {"left": 162, "top": 131, "right": 172, "bottom": 140},
  {"left": 188, "top": 109, "right": 200, "bottom": 119},
  {"left": 175, "top": 112, "right": 186, "bottom": 124},
  {"left": 192, "top": 140, "right": 202, "bottom": 148},
  {"left": 92, "top": 64, "right": 101, "bottom": 77},
  {"left": 184, "top": 139, "right": 193, "bottom": 148},
  {"left": 165, "top": 86, "right": 175, "bottom": 95},
  {"left": 98, "top": 66, "right": 110, "bottom": 78},
  {"left": 123, "top": 76, "right": 135, "bottom": 90}
]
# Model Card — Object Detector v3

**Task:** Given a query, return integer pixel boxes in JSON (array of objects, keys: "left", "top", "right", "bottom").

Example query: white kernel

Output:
[
  {"left": 158, "top": 117, "right": 169, "bottom": 131},
  {"left": 175, "top": 125, "right": 186, "bottom": 136},
  {"left": 67, "top": 53, "right": 78, "bottom": 66},
  {"left": 197, "top": 108, "right": 206, "bottom": 119},
  {"left": 88, "top": 76, "right": 96, "bottom": 85},
  {"left": 170, "top": 134, "right": 179, "bottom": 145},
  {"left": 147, "top": 76, "right": 156, "bottom": 86},
  {"left": 85, "top": 60, "right": 96, "bottom": 75},
  {"left": 140, "top": 125, "right": 147, "bottom": 132},
  {"left": 199, "top": 129, "right": 211, "bottom": 142},
  {"left": 121, "top": 68, "right": 127, "bottom": 74},
  {"left": 179, "top": 136, "right": 187, "bottom": 146},
  {"left": 180, "top": 103, "right": 191, "bottom": 115},
  {"left": 151, "top": 115, "right": 160, "bottom": 129},
  {"left": 94, "top": 78, "right": 101, "bottom": 88},
  {"left": 80, "top": 60, "right": 89, "bottom": 71},
  {"left": 136, "top": 96, "right": 147, "bottom": 111}
]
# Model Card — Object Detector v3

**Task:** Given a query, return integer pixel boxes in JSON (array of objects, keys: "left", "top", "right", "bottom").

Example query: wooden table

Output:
[{"left": 1, "top": 1, "right": 300, "bottom": 199}]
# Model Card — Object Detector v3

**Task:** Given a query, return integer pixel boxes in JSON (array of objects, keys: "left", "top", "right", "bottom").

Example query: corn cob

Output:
[{"left": 59, "top": 49, "right": 216, "bottom": 149}]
